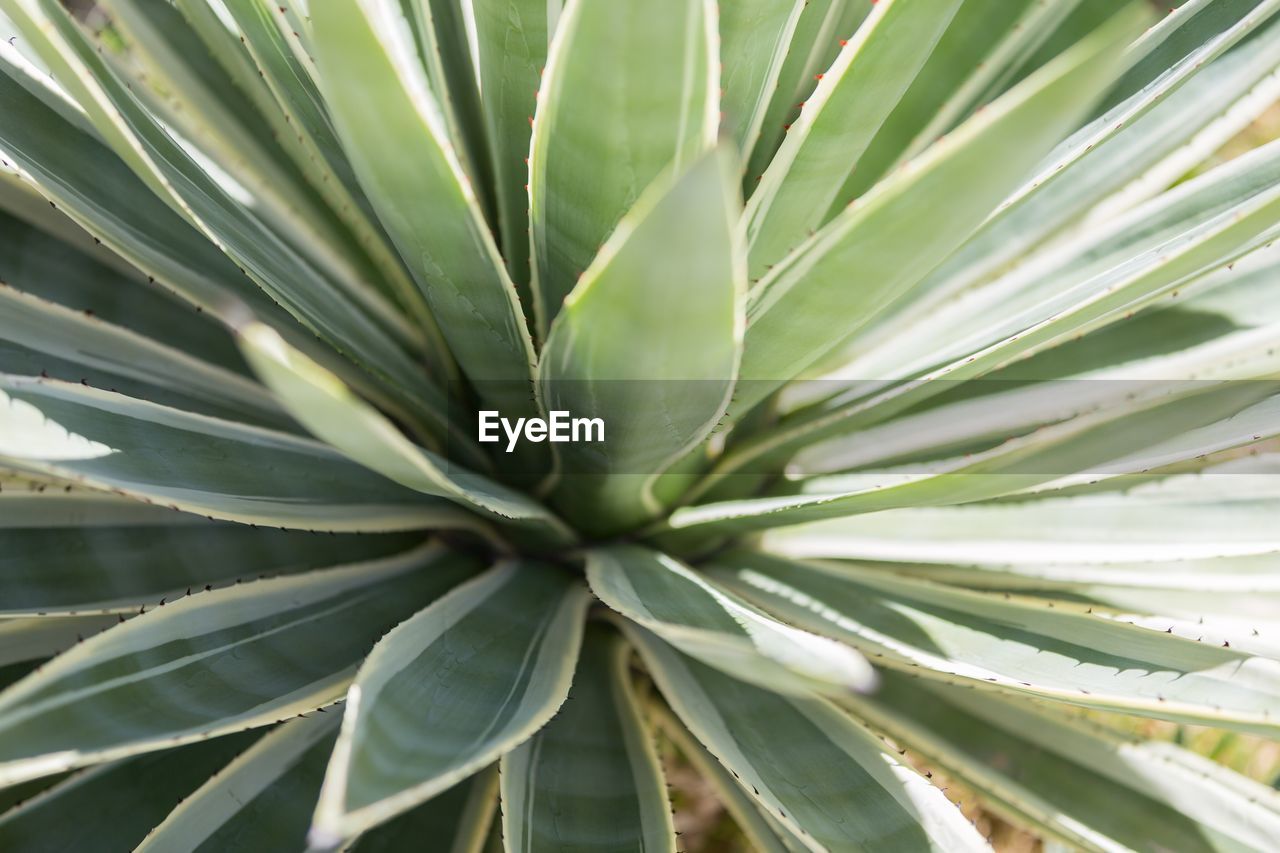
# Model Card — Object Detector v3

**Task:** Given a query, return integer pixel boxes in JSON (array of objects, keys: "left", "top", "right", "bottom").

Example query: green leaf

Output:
[
  {"left": 3, "top": 0, "right": 450, "bottom": 436},
  {"left": 311, "top": 562, "right": 589, "bottom": 843},
  {"left": 0, "top": 485, "right": 194, "bottom": 529},
  {"left": 744, "top": 0, "right": 965, "bottom": 278},
  {"left": 0, "top": 517, "right": 422, "bottom": 615},
  {"left": 0, "top": 732, "right": 258, "bottom": 852},
  {"left": 212, "top": 0, "right": 424, "bottom": 303},
  {"left": 137, "top": 714, "right": 340, "bottom": 853},
  {"left": 0, "top": 282, "right": 289, "bottom": 429},
  {"left": 830, "top": 0, "right": 1083, "bottom": 205},
  {"left": 588, "top": 545, "right": 874, "bottom": 695},
  {"left": 402, "top": 0, "right": 496, "bottom": 228},
  {"left": 835, "top": 0, "right": 1280, "bottom": 378},
  {"left": 0, "top": 207, "right": 246, "bottom": 375},
  {"left": 718, "top": 0, "right": 804, "bottom": 159},
  {"left": 763, "top": 455, "right": 1280, "bottom": 567},
  {"left": 1098, "top": 0, "right": 1277, "bottom": 117},
  {"left": 673, "top": 330, "right": 1280, "bottom": 536},
  {"left": 528, "top": 0, "right": 718, "bottom": 331},
  {"left": 715, "top": 551, "right": 1280, "bottom": 737},
  {"left": 101, "top": 0, "right": 449, "bottom": 371},
  {"left": 734, "top": 5, "right": 1150, "bottom": 412},
  {"left": 837, "top": 557, "right": 1280, "bottom": 627},
  {"left": 239, "top": 323, "right": 573, "bottom": 545},
  {"left": 99, "top": 0, "right": 433, "bottom": 357},
  {"left": 0, "top": 376, "right": 472, "bottom": 532},
  {"left": 345, "top": 769, "right": 498, "bottom": 853},
  {"left": 0, "top": 544, "right": 479, "bottom": 786},
  {"left": 167, "top": 0, "right": 441, "bottom": 356},
  {"left": 308, "top": 0, "right": 538, "bottom": 416},
  {"left": 500, "top": 625, "right": 674, "bottom": 853},
  {"left": 652, "top": 704, "right": 799, "bottom": 853},
  {"left": 744, "top": 0, "right": 870, "bottom": 188},
  {"left": 784, "top": 278, "right": 1280, "bottom": 482},
  {"left": 0, "top": 48, "right": 291, "bottom": 332},
  {"left": 839, "top": 135, "right": 1280, "bottom": 396},
  {"left": 537, "top": 148, "right": 744, "bottom": 533},
  {"left": 472, "top": 0, "right": 547, "bottom": 310},
  {"left": 625, "top": 626, "right": 990, "bottom": 852},
  {"left": 781, "top": 300, "right": 1266, "bottom": 477},
  {"left": 0, "top": 615, "right": 118, "bottom": 667},
  {"left": 850, "top": 671, "right": 1280, "bottom": 852}
]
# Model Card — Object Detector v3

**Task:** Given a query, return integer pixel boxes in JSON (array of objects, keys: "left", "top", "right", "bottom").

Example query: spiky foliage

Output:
[{"left": 1, "top": 0, "right": 1280, "bottom": 849}]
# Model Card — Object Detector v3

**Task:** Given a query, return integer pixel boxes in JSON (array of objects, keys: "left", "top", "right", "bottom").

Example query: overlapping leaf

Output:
[
  {"left": 588, "top": 545, "right": 874, "bottom": 695},
  {"left": 0, "top": 377, "right": 473, "bottom": 532},
  {"left": 309, "top": 0, "right": 537, "bottom": 418},
  {"left": 137, "top": 714, "right": 340, "bottom": 852},
  {"left": 239, "top": 323, "right": 572, "bottom": 544},
  {"left": 500, "top": 626, "right": 673, "bottom": 853},
  {"left": 734, "top": 6, "right": 1149, "bottom": 412},
  {"left": 848, "top": 671, "right": 1280, "bottom": 852},
  {"left": 626, "top": 626, "right": 990, "bottom": 852},
  {"left": 529, "top": 0, "right": 718, "bottom": 329},
  {"left": 715, "top": 551, "right": 1280, "bottom": 736},
  {"left": 538, "top": 148, "right": 743, "bottom": 532},
  {"left": 312, "top": 563, "right": 588, "bottom": 843},
  {"left": 4, "top": 0, "right": 448, "bottom": 434},
  {"left": 0, "top": 545, "right": 479, "bottom": 785},
  {"left": 0, "top": 731, "right": 258, "bottom": 851}
]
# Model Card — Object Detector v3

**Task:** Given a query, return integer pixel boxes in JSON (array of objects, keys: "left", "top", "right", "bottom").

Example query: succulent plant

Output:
[{"left": 2, "top": 0, "right": 1280, "bottom": 849}]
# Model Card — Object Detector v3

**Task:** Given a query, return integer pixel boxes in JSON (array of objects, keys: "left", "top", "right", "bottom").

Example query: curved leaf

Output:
[
  {"left": 666, "top": 362, "right": 1280, "bottom": 538},
  {"left": 849, "top": 671, "right": 1280, "bottom": 852},
  {"left": 831, "top": 0, "right": 1081, "bottom": 205},
  {"left": 4, "top": 0, "right": 449, "bottom": 435},
  {"left": 832, "top": 0, "right": 1280, "bottom": 383},
  {"left": 239, "top": 323, "right": 572, "bottom": 544},
  {"left": 734, "top": 6, "right": 1149, "bottom": 412},
  {"left": 744, "top": 0, "right": 870, "bottom": 188},
  {"left": 652, "top": 704, "right": 800, "bottom": 853},
  {"left": 763, "top": 455, "right": 1280, "bottom": 566},
  {"left": 308, "top": 0, "right": 538, "bottom": 415},
  {"left": 345, "top": 768, "right": 498, "bottom": 853},
  {"left": 311, "top": 562, "right": 589, "bottom": 843},
  {"left": 529, "top": 0, "right": 718, "bottom": 329},
  {"left": 99, "top": 0, "right": 434, "bottom": 362},
  {"left": 0, "top": 207, "right": 245, "bottom": 374},
  {"left": 137, "top": 714, "right": 340, "bottom": 853},
  {"left": 472, "top": 0, "right": 549, "bottom": 301},
  {"left": 625, "top": 625, "right": 990, "bottom": 852},
  {"left": 0, "top": 377, "right": 472, "bottom": 532},
  {"left": 718, "top": 0, "right": 804, "bottom": 160},
  {"left": 0, "top": 487, "right": 198, "bottom": 528},
  {"left": 212, "top": 0, "right": 428, "bottom": 323},
  {"left": 0, "top": 731, "right": 258, "bottom": 852},
  {"left": 745, "top": 0, "right": 964, "bottom": 278},
  {"left": 588, "top": 545, "right": 874, "bottom": 695},
  {"left": 0, "top": 520, "right": 421, "bottom": 615},
  {"left": 0, "top": 615, "right": 119, "bottom": 667},
  {"left": 401, "top": 0, "right": 495, "bottom": 227},
  {"left": 715, "top": 551, "right": 1280, "bottom": 736},
  {"left": 500, "top": 625, "right": 674, "bottom": 853},
  {"left": 842, "top": 136, "right": 1280, "bottom": 394},
  {"left": 0, "top": 45, "right": 287, "bottom": 330},
  {"left": 0, "top": 283, "right": 288, "bottom": 429},
  {"left": 538, "top": 148, "right": 744, "bottom": 532},
  {"left": 0, "top": 544, "right": 480, "bottom": 785}
]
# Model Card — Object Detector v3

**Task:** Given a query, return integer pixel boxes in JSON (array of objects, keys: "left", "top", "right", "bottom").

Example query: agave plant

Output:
[{"left": 2, "top": 0, "right": 1280, "bottom": 849}]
